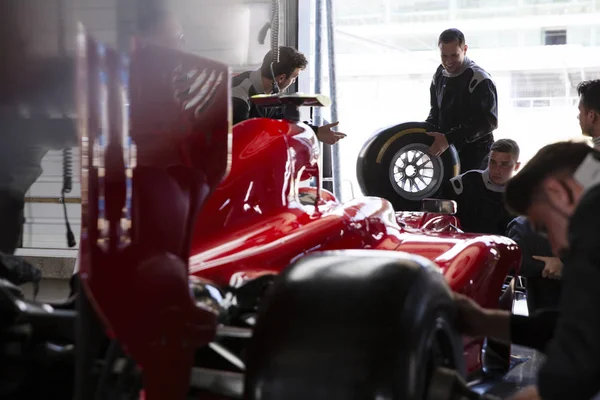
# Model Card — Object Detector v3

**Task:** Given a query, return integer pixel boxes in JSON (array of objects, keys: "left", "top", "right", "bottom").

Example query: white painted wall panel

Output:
[
  {"left": 23, "top": 149, "right": 82, "bottom": 251},
  {"left": 170, "top": 0, "right": 272, "bottom": 67},
  {"left": 20, "top": 0, "right": 277, "bottom": 255},
  {"left": 18, "top": 0, "right": 115, "bottom": 254}
]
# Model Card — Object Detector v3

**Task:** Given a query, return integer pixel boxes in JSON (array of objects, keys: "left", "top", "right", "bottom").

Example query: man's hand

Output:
[
  {"left": 453, "top": 292, "right": 511, "bottom": 341},
  {"left": 426, "top": 131, "right": 449, "bottom": 157},
  {"left": 533, "top": 256, "right": 563, "bottom": 279},
  {"left": 317, "top": 121, "right": 347, "bottom": 145},
  {"left": 509, "top": 385, "right": 541, "bottom": 400}
]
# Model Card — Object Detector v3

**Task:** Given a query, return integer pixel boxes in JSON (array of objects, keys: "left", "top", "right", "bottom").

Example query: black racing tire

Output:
[
  {"left": 356, "top": 121, "right": 460, "bottom": 211},
  {"left": 245, "top": 250, "right": 465, "bottom": 400}
]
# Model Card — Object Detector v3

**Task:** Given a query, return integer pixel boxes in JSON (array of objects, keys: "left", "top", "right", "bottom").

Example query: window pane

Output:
[{"left": 308, "top": 0, "right": 599, "bottom": 201}]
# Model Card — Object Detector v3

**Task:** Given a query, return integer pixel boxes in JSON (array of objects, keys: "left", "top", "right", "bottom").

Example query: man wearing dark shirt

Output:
[
  {"left": 232, "top": 46, "right": 346, "bottom": 145},
  {"left": 506, "top": 216, "right": 562, "bottom": 314},
  {"left": 453, "top": 142, "right": 600, "bottom": 400},
  {"left": 443, "top": 139, "right": 520, "bottom": 235},
  {"left": 577, "top": 79, "right": 600, "bottom": 149},
  {"left": 426, "top": 28, "right": 498, "bottom": 172}
]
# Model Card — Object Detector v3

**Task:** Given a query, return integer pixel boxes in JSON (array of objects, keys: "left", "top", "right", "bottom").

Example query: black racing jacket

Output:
[
  {"left": 509, "top": 184, "right": 600, "bottom": 400},
  {"left": 535, "top": 184, "right": 600, "bottom": 400},
  {"left": 425, "top": 58, "right": 498, "bottom": 151},
  {"left": 442, "top": 169, "right": 513, "bottom": 235}
]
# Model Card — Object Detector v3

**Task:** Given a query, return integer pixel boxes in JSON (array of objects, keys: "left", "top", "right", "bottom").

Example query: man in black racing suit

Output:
[
  {"left": 232, "top": 46, "right": 346, "bottom": 145},
  {"left": 443, "top": 139, "right": 520, "bottom": 235},
  {"left": 426, "top": 28, "right": 498, "bottom": 172}
]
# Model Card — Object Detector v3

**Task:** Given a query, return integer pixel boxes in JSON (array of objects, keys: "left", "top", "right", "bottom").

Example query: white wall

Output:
[
  {"left": 169, "top": 0, "right": 272, "bottom": 69},
  {"left": 20, "top": 0, "right": 121, "bottom": 254},
  {"left": 20, "top": 0, "right": 278, "bottom": 254}
]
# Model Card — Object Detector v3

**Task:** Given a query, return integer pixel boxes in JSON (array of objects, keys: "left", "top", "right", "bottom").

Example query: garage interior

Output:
[{"left": 2, "top": 0, "right": 595, "bottom": 399}]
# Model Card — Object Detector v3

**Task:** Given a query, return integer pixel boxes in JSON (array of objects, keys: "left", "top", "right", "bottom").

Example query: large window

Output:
[{"left": 301, "top": 0, "right": 599, "bottom": 201}]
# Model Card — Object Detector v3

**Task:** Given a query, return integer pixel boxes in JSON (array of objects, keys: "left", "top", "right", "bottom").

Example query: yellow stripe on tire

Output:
[{"left": 375, "top": 128, "right": 427, "bottom": 164}]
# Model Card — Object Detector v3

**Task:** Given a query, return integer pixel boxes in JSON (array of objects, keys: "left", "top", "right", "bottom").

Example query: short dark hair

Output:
[
  {"left": 491, "top": 139, "right": 520, "bottom": 160},
  {"left": 577, "top": 79, "right": 600, "bottom": 114},
  {"left": 438, "top": 29, "right": 466, "bottom": 46},
  {"left": 505, "top": 141, "right": 596, "bottom": 215},
  {"left": 260, "top": 46, "right": 308, "bottom": 79}
]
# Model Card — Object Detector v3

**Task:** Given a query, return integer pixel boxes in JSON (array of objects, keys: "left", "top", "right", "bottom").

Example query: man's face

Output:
[
  {"left": 276, "top": 68, "right": 302, "bottom": 92},
  {"left": 527, "top": 177, "right": 583, "bottom": 256},
  {"left": 439, "top": 40, "right": 467, "bottom": 74},
  {"left": 577, "top": 97, "right": 597, "bottom": 137},
  {"left": 488, "top": 151, "right": 520, "bottom": 185}
]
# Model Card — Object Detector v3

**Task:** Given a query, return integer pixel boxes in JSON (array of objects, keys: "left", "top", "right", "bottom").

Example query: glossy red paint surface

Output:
[
  {"left": 77, "top": 33, "right": 229, "bottom": 399},
  {"left": 189, "top": 117, "right": 521, "bottom": 375},
  {"left": 79, "top": 33, "right": 520, "bottom": 397}
]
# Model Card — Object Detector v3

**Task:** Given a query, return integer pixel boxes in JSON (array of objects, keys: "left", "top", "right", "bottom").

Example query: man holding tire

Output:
[
  {"left": 454, "top": 142, "right": 600, "bottom": 400},
  {"left": 426, "top": 28, "right": 498, "bottom": 172}
]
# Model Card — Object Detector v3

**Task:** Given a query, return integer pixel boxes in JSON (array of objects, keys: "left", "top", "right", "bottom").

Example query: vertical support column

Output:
[
  {"left": 297, "top": 0, "right": 312, "bottom": 122},
  {"left": 314, "top": 0, "right": 324, "bottom": 128},
  {"left": 325, "top": 0, "right": 342, "bottom": 200},
  {"left": 314, "top": 0, "right": 334, "bottom": 193}
]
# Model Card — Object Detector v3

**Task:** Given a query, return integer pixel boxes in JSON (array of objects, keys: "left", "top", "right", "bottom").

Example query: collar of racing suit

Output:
[
  {"left": 592, "top": 136, "right": 600, "bottom": 150},
  {"left": 441, "top": 56, "right": 475, "bottom": 78},
  {"left": 574, "top": 152, "right": 600, "bottom": 195},
  {"left": 481, "top": 168, "right": 506, "bottom": 193}
]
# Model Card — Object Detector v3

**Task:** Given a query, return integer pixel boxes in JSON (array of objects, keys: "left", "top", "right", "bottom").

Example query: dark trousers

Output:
[
  {"left": 0, "top": 190, "right": 25, "bottom": 254},
  {"left": 458, "top": 136, "right": 494, "bottom": 172}
]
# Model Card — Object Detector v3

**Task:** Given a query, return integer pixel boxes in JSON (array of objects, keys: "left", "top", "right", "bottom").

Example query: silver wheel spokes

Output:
[{"left": 393, "top": 149, "right": 435, "bottom": 193}]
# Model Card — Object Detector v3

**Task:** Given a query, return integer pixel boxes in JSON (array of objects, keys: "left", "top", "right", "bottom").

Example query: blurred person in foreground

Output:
[{"left": 453, "top": 141, "right": 600, "bottom": 400}]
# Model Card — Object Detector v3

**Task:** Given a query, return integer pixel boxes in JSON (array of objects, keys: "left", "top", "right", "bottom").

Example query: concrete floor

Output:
[{"left": 21, "top": 278, "right": 71, "bottom": 302}]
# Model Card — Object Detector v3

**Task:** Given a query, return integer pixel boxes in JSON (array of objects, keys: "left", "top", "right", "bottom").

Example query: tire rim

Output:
[{"left": 388, "top": 143, "right": 444, "bottom": 201}]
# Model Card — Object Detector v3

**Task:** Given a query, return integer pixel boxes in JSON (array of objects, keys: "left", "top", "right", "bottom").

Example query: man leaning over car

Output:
[
  {"left": 232, "top": 46, "right": 347, "bottom": 145},
  {"left": 453, "top": 141, "right": 600, "bottom": 400}
]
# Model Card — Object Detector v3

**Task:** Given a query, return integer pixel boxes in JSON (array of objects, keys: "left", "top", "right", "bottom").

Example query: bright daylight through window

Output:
[{"left": 301, "top": 0, "right": 600, "bottom": 201}]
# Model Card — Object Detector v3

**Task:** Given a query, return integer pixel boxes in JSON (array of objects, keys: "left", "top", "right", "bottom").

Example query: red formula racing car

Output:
[{"left": 0, "top": 30, "right": 520, "bottom": 400}]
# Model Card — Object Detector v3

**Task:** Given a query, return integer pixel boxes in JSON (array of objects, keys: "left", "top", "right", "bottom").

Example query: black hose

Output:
[
  {"left": 61, "top": 147, "right": 76, "bottom": 248},
  {"left": 270, "top": 0, "right": 280, "bottom": 94}
]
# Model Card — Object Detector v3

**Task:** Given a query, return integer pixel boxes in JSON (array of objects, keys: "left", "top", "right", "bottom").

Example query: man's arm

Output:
[
  {"left": 453, "top": 292, "right": 558, "bottom": 352},
  {"left": 444, "top": 79, "right": 498, "bottom": 151},
  {"left": 425, "top": 78, "right": 439, "bottom": 128},
  {"left": 536, "top": 195, "right": 600, "bottom": 400}
]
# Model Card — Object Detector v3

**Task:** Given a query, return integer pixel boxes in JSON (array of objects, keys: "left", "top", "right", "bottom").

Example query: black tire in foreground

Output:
[
  {"left": 244, "top": 250, "right": 465, "bottom": 400},
  {"left": 357, "top": 121, "right": 460, "bottom": 211}
]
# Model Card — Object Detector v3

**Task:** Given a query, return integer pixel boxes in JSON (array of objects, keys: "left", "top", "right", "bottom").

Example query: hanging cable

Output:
[
  {"left": 61, "top": 147, "right": 77, "bottom": 248},
  {"left": 270, "top": 0, "right": 281, "bottom": 94}
]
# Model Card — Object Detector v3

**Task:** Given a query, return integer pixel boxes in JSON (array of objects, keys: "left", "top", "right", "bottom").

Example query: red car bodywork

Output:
[
  {"left": 188, "top": 117, "right": 520, "bottom": 376},
  {"left": 78, "top": 35, "right": 520, "bottom": 399}
]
